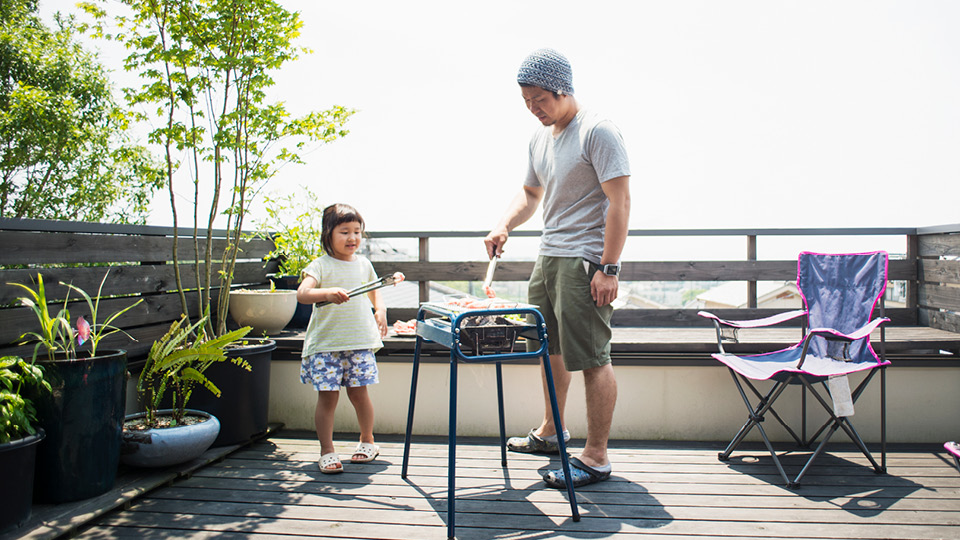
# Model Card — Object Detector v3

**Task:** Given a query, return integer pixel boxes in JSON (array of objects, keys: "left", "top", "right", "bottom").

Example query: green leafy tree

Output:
[
  {"left": 80, "top": 0, "right": 354, "bottom": 335},
  {"left": 0, "top": 0, "right": 162, "bottom": 223}
]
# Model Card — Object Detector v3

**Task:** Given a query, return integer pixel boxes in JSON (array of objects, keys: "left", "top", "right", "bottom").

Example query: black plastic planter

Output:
[
  {"left": 0, "top": 429, "right": 45, "bottom": 533},
  {"left": 32, "top": 350, "right": 127, "bottom": 503},
  {"left": 269, "top": 274, "right": 310, "bottom": 329},
  {"left": 186, "top": 340, "right": 275, "bottom": 447}
]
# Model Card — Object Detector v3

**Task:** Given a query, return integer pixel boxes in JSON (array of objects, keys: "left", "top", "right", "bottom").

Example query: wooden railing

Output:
[
  {"left": 368, "top": 226, "right": 960, "bottom": 332},
  {"left": 3, "top": 219, "right": 959, "bottom": 363},
  {"left": 0, "top": 218, "right": 277, "bottom": 361}
]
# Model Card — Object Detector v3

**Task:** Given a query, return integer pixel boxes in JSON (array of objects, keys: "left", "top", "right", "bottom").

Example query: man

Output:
[{"left": 484, "top": 48, "right": 630, "bottom": 488}]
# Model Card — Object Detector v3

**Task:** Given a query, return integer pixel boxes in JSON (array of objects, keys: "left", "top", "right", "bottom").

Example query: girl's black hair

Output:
[{"left": 321, "top": 203, "right": 365, "bottom": 254}]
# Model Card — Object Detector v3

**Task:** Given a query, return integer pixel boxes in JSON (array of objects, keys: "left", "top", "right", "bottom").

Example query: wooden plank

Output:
[
  {"left": 0, "top": 322, "right": 179, "bottom": 361},
  {"left": 919, "top": 307, "right": 960, "bottom": 336},
  {"left": 63, "top": 433, "right": 960, "bottom": 540},
  {"left": 0, "top": 261, "right": 276, "bottom": 305},
  {"left": 5, "top": 424, "right": 284, "bottom": 540},
  {"left": 382, "top": 307, "right": 919, "bottom": 330},
  {"left": 918, "top": 232, "right": 960, "bottom": 258},
  {"left": 373, "top": 324, "right": 960, "bottom": 357},
  {"left": 918, "top": 283, "right": 960, "bottom": 312},
  {"left": 920, "top": 258, "right": 960, "bottom": 286},
  {"left": 373, "top": 260, "right": 917, "bottom": 283},
  {"left": 0, "top": 231, "right": 274, "bottom": 265},
  {"left": 0, "top": 292, "right": 194, "bottom": 346},
  {"left": 610, "top": 307, "right": 916, "bottom": 328}
]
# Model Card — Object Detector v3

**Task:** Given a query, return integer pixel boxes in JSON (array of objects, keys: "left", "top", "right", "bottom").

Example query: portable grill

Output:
[
  {"left": 417, "top": 301, "right": 538, "bottom": 356},
  {"left": 401, "top": 299, "right": 581, "bottom": 540}
]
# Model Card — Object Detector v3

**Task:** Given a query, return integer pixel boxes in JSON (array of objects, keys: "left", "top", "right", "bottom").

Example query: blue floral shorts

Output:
[{"left": 300, "top": 349, "right": 379, "bottom": 391}]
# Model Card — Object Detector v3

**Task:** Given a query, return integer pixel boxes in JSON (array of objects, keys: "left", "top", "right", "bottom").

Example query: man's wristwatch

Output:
[{"left": 601, "top": 263, "right": 620, "bottom": 277}]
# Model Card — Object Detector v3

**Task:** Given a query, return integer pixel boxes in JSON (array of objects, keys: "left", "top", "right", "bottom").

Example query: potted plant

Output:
[
  {"left": 0, "top": 355, "right": 50, "bottom": 533},
  {"left": 82, "top": 0, "right": 354, "bottom": 445},
  {"left": 10, "top": 272, "right": 142, "bottom": 503},
  {"left": 228, "top": 282, "right": 299, "bottom": 336},
  {"left": 121, "top": 315, "right": 251, "bottom": 468},
  {"left": 251, "top": 187, "right": 326, "bottom": 329}
]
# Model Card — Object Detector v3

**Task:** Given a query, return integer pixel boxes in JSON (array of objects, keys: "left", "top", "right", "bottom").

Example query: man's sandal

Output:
[
  {"left": 351, "top": 442, "right": 380, "bottom": 463},
  {"left": 319, "top": 453, "right": 343, "bottom": 474},
  {"left": 506, "top": 428, "right": 570, "bottom": 454},
  {"left": 543, "top": 457, "right": 611, "bottom": 489}
]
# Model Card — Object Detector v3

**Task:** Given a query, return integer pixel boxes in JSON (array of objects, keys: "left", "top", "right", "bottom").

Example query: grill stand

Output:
[{"left": 401, "top": 303, "right": 581, "bottom": 539}]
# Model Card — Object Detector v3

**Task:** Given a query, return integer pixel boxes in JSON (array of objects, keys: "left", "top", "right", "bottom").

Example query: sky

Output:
[{"left": 39, "top": 1, "right": 960, "bottom": 249}]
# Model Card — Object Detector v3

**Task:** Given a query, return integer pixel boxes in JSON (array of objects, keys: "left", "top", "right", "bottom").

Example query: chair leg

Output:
[
  {"left": 401, "top": 338, "right": 423, "bottom": 479},
  {"left": 720, "top": 370, "right": 793, "bottom": 457},
  {"left": 719, "top": 370, "right": 794, "bottom": 486},
  {"left": 790, "top": 376, "right": 886, "bottom": 487},
  {"left": 881, "top": 366, "right": 887, "bottom": 472},
  {"left": 742, "top": 377, "right": 804, "bottom": 446}
]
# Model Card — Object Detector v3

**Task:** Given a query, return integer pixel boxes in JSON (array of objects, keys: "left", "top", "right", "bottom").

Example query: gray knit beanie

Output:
[{"left": 517, "top": 48, "right": 574, "bottom": 95}]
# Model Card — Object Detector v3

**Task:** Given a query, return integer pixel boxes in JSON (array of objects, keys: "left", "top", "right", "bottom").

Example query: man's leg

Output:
[
  {"left": 534, "top": 353, "right": 570, "bottom": 438},
  {"left": 577, "top": 362, "right": 617, "bottom": 468}
]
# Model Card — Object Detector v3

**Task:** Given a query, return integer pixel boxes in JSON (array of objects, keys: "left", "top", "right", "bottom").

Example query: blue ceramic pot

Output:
[{"left": 121, "top": 410, "right": 220, "bottom": 468}]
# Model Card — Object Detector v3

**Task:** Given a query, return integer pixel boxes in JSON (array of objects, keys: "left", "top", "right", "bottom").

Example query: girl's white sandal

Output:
[
  {"left": 351, "top": 442, "right": 380, "bottom": 463},
  {"left": 319, "top": 453, "right": 343, "bottom": 474}
]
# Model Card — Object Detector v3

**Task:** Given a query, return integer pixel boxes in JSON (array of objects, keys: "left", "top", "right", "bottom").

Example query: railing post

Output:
[
  {"left": 747, "top": 235, "right": 757, "bottom": 309},
  {"left": 419, "top": 236, "right": 429, "bottom": 304},
  {"left": 906, "top": 233, "right": 918, "bottom": 312}
]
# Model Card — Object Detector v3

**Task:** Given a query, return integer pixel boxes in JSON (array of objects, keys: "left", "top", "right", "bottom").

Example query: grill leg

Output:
[
  {"left": 401, "top": 337, "right": 423, "bottom": 479},
  {"left": 496, "top": 362, "right": 507, "bottom": 467},
  {"left": 543, "top": 352, "right": 580, "bottom": 522},
  {"left": 447, "top": 355, "right": 458, "bottom": 540}
]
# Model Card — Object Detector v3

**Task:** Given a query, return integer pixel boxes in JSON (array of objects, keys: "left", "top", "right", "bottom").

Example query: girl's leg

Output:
[
  {"left": 346, "top": 385, "right": 375, "bottom": 445},
  {"left": 316, "top": 390, "right": 340, "bottom": 457}
]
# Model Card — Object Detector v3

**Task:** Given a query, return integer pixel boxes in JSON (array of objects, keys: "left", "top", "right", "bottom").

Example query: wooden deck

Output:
[{"left": 55, "top": 430, "right": 960, "bottom": 540}]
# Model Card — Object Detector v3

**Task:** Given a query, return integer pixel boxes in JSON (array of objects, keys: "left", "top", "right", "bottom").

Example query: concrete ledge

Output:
[{"left": 268, "top": 359, "right": 960, "bottom": 444}]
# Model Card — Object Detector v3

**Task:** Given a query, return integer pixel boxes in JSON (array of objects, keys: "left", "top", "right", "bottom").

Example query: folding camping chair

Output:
[
  {"left": 698, "top": 251, "right": 891, "bottom": 488},
  {"left": 945, "top": 442, "right": 960, "bottom": 474}
]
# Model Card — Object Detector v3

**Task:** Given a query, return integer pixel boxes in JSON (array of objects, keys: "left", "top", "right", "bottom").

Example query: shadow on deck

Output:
[{"left": 12, "top": 429, "right": 960, "bottom": 540}]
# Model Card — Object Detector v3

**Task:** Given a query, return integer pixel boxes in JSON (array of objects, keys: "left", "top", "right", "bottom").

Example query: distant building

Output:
[{"left": 694, "top": 281, "right": 801, "bottom": 309}]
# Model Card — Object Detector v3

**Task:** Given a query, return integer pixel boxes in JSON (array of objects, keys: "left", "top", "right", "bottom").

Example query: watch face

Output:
[{"left": 604, "top": 264, "right": 619, "bottom": 276}]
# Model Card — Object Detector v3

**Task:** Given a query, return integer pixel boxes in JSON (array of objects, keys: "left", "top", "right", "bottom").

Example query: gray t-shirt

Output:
[{"left": 524, "top": 109, "right": 630, "bottom": 262}]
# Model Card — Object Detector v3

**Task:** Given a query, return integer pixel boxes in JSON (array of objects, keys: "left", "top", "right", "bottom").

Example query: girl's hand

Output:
[
  {"left": 374, "top": 309, "right": 388, "bottom": 337},
  {"left": 327, "top": 288, "right": 350, "bottom": 304}
]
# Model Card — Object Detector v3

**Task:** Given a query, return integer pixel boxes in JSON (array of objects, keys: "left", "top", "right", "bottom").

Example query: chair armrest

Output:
[
  {"left": 797, "top": 317, "right": 891, "bottom": 368},
  {"left": 698, "top": 309, "right": 807, "bottom": 329},
  {"left": 808, "top": 317, "right": 891, "bottom": 342},
  {"left": 699, "top": 309, "right": 808, "bottom": 354}
]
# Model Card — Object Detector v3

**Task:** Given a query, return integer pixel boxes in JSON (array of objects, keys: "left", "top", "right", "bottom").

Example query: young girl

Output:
[{"left": 297, "top": 203, "right": 388, "bottom": 473}]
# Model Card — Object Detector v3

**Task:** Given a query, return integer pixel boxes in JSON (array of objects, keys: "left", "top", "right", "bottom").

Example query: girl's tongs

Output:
[{"left": 315, "top": 272, "right": 405, "bottom": 307}]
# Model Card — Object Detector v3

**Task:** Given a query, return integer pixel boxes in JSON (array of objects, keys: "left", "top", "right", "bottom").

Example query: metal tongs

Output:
[
  {"left": 481, "top": 255, "right": 498, "bottom": 298},
  {"left": 315, "top": 272, "right": 405, "bottom": 307}
]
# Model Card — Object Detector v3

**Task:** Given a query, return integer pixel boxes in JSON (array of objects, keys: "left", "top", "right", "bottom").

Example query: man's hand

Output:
[
  {"left": 590, "top": 272, "right": 618, "bottom": 307},
  {"left": 484, "top": 229, "right": 508, "bottom": 259}
]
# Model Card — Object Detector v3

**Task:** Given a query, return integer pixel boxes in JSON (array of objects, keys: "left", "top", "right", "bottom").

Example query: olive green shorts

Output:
[{"left": 525, "top": 255, "right": 613, "bottom": 371}]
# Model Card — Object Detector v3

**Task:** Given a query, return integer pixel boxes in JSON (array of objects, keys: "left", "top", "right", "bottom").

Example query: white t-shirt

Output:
[
  {"left": 524, "top": 108, "right": 631, "bottom": 263},
  {"left": 300, "top": 254, "right": 382, "bottom": 357}
]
